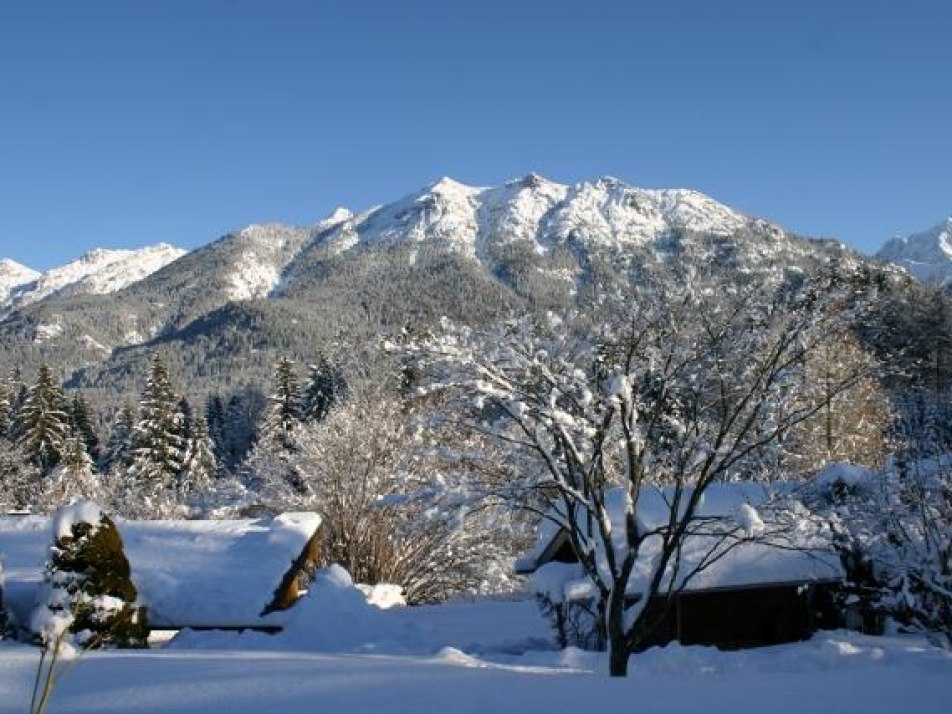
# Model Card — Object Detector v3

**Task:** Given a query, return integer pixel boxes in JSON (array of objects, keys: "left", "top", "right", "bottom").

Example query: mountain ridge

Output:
[{"left": 0, "top": 174, "right": 899, "bottom": 406}]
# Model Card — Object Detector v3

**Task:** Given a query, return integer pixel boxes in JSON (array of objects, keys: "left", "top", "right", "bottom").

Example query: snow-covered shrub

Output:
[
  {"left": 251, "top": 388, "right": 525, "bottom": 603},
  {"left": 32, "top": 501, "right": 148, "bottom": 649},
  {"left": 815, "top": 460, "right": 952, "bottom": 645}
]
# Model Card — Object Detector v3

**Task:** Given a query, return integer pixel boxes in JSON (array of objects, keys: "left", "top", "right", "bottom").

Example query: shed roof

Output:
[
  {"left": 0, "top": 512, "right": 321, "bottom": 629},
  {"left": 518, "top": 482, "right": 843, "bottom": 601}
]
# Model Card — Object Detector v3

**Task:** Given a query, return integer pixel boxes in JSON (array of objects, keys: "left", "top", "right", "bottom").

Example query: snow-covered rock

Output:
[{"left": 877, "top": 216, "right": 952, "bottom": 284}]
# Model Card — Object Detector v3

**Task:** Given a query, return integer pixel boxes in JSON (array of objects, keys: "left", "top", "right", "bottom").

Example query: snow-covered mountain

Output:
[
  {"left": 0, "top": 173, "right": 867, "bottom": 402},
  {"left": 2, "top": 243, "right": 186, "bottom": 313},
  {"left": 320, "top": 174, "right": 769, "bottom": 259},
  {"left": 877, "top": 216, "right": 952, "bottom": 285},
  {"left": 0, "top": 258, "right": 40, "bottom": 306}
]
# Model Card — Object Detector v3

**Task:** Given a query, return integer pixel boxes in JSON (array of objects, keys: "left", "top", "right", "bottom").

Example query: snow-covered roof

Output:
[
  {"left": 520, "top": 482, "right": 843, "bottom": 602},
  {"left": 0, "top": 512, "right": 321, "bottom": 629}
]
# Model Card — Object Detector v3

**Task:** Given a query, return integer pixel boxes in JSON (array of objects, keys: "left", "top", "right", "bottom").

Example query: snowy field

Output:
[{"left": 1, "top": 597, "right": 951, "bottom": 713}]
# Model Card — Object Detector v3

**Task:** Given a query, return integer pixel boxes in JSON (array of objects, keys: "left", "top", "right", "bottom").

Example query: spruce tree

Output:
[
  {"left": 302, "top": 353, "right": 345, "bottom": 422},
  {"left": 69, "top": 393, "right": 100, "bottom": 462},
  {"left": 44, "top": 436, "right": 101, "bottom": 508},
  {"left": 263, "top": 357, "right": 302, "bottom": 449},
  {"left": 204, "top": 393, "right": 227, "bottom": 471},
  {"left": 19, "top": 365, "right": 70, "bottom": 474},
  {"left": 179, "top": 415, "right": 217, "bottom": 508},
  {"left": 129, "top": 355, "right": 184, "bottom": 498},
  {"left": 177, "top": 396, "right": 193, "bottom": 447},
  {"left": 0, "top": 378, "right": 12, "bottom": 438},
  {"left": 100, "top": 405, "right": 135, "bottom": 475},
  {"left": 222, "top": 391, "right": 262, "bottom": 470}
]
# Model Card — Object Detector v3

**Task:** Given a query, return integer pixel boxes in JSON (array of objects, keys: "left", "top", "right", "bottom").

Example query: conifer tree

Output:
[
  {"left": 129, "top": 355, "right": 184, "bottom": 497},
  {"left": 302, "top": 353, "right": 345, "bottom": 422},
  {"left": 204, "top": 393, "right": 227, "bottom": 471},
  {"left": 100, "top": 405, "right": 135, "bottom": 475},
  {"left": 263, "top": 357, "right": 302, "bottom": 449},
  {"left": 32, "top": 502, "right": 148, "bottom": 649},
  {"left": 0, "top": 378, "right": 12, "bottom": 438},
  {"left": 177, "top": 396, "right": 193, "bottom": 447},
  {"left": 179, "top": 415, "right": 217, "bottom": 505},
  {"left": 19, "top": 365, "right": 70, "bottom": 474},
  {"left": 44, "top": 436, "right": 101, "bottom": 509},
  {"left": 68, "top": 393, "right": 100, "bottom": 462},
  {"left": 6, "top": 367, "right": 28, "bottom": 442},
  {"left": 222, "top": 391, "right": 263, "bottom": 470},
  {"left": 0, "top": 437, "right": 41, "bottom": 511}
]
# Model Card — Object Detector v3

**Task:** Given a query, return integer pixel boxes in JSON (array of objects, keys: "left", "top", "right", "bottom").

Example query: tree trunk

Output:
[{"left": 606, "top": 586, "right": 630, "bottom": 677}]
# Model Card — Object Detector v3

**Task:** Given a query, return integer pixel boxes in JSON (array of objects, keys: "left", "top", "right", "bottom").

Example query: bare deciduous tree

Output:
[{"left": 409, "top": 272, "right": 868, "bottom": 675}]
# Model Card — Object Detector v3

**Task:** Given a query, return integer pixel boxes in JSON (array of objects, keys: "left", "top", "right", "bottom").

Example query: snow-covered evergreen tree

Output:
[
  {"left": 221, "top": 389, "right": 266, "bottom": 471},
  {"left": 262, "top": 357, "right": 302, "bottom": 448},
  {"left": 301, "top": 353, "right": 345, "bottom": 423},
  {"left": 68, "top": 393, "right": 100, "bottom": 463},
  {"left": 18, "top": 365, "right": 70, "bottom": 474},
  {"left": 0, "top": 378, "right": 13, "bottom": 438},
  {"left": 128, "top": 355, "right": 184, "bottom": 508},
  {"left": 0, "top": 437, "right": 41, "bottom": 511},
  {"left": 42, "top": 436, "right": 101, "bottom": 510},
  {"left": 204, "top": 393, "right": 227, "bottom": 467},
  {"left": 31, "top": 501, "right": 148, "bottom": 650},
  {"left": 99, "top": 405, "right": 135, "bottom": 475},
  {"left": 179, "top": 415, "right": 217, "bottom": 510}
]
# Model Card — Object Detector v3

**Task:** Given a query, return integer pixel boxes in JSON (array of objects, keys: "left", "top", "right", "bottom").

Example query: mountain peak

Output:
[
  {"left": 876, "top": 216, "right": 952, "bottom": 284},
  {"left": 427, "top": 176, "right": 482, "bottom": 197},
  {"left": 0, "top": 257, "right": 38, "bottom": 276},
  {"left": 323, "top": 207, "right": 354, "bottom": 225},
  {"left": 1, "top": 243, "right": 186, "bottom": 314}
]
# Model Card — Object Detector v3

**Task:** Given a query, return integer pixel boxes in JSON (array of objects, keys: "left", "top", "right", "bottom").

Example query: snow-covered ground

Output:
[{"left": 0, "top": 596, "right": 949, "bottom": 713}]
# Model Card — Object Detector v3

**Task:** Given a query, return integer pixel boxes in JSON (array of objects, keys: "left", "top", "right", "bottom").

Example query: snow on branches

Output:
[{"left": 402, "top": 270, "right": 871, "bottom": 675}]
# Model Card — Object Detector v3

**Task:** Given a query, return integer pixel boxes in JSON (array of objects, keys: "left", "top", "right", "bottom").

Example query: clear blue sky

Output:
[{"left": 1, "top": 0, "right": 950, "bottom": 270}]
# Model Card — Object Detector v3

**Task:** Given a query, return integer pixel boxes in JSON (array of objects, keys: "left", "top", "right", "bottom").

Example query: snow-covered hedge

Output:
[{"left": 31, "top": 501, "right": 148, "bottom": 649}]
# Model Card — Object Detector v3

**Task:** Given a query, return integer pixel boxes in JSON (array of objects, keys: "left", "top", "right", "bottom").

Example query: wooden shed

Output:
[
  {"left": 0, "top": 512, "right": 323, "bottom": 633},
  {"left": 516, "top": 483, "right": 845, "bottom": 651}
]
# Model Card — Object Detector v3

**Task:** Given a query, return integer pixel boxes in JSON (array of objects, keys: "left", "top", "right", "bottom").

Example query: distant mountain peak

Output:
[
  {"left": 877, "top": 216, "right": 952, "bottom": 284},
  {"left": 0, "top": 242, "right": 186, "bottom": 314},
  {"left": 427, "top": 176, "right": 482, "bottom": 195},
  {"left": 0, "top": 257, "right": 38, "bottom": 275},
  {"left": 323, "top": 207, "right": 354, "bottom": 225}
]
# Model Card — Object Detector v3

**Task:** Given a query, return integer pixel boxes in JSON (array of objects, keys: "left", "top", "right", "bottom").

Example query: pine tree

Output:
[
  {"left": 302, "top": 353, "right": 345, "bottom": 422},
  {"left": 7, "top": 368, "right": 28, "bottom": 442},
  {"left": 0, "top": 437, "right": 41, "bottom": 511},
  {"left": 263, "top": 357, "right": 302, "bottom": 449},
  {"left": 177, "top": 396, "right": 193, "bottom": 447},
  {"left": 100, "top": 405, "right": 135, "bottom": 475},
  {"left": 222, "top": 391, "right": 263, "bottom": 470},
  {"left": 44, "top": 436, "right": 101, "bottom": 509},
  {"left": 18, "top": 365, "right": 70, "bottom": 474},
  {"left": 68, "top": 393, "right": 100, "bottom": 462},
  {"left": 204, "top": 393, "right": 227, "bottom": 472},
  {"left": 0, "top": 378, "right": 12, "bottom": 438},
  {"left": 179, "top": 415, "right": 217, "bottom": 507},
  {"left": 129, "top": 355, "right": 184, "bottom": 498}
]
